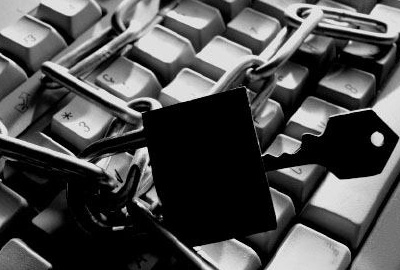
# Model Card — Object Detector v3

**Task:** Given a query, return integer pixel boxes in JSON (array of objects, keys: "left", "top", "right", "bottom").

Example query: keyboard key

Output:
[
  {"left": 266, "top": 134, "right": 326, "bottom": 205},
  {"left": 340, "top": 42, "right": 397, "bottom": 86},
  {"left": 0, "top": 0, "right": 40, "bottom": 30},
  {"left": 195, "top": 239, "right": 261, "bottom": 270},
  {"left": 330, "top": 0, "right": 376, "bottom": 13},
  {"left": 266, "top": 224, "right": 351, "bottom": 270},
  {"left": 192, "top": 35, "right": 252, "bottom": 81},
  {"left": 163, "top": 0, "right": 225, "bottom": 52},
  {"left": 0, "top": 238, "right": 52, "bottom": 270},
  {"left": 130, "top": 25, "right": 196, "bottom": 84},
  {"left": 158, "top": 68, "right": 215, "bottom": 106},
  {"left": 199, "top": 0, "right": 251, "bottom": 21},
  {"left": 0, "top": 15, "right": 67, "bottom": 73},
  {"left": 36, "top": 0, "right": 102, "bottom": 39},
  {"left": 0, "top": 182, "right": 28, "bottom": 233},
  {"left": 225, "top": 8, "right": 280, "bottom": 54},
  {"left": 253, "top": 99, "right": 284, "bottom": 152},
  {"left": 270, "top": 61, "right": 309, "bottom": 111},
  {"left": 32, "top": 189, "right": 68, "bottom": 235},
  {"left": 51, "top": 96, "right": 113, "bottom": 151},
  {"left": 244, "top": 188, "right": 295, "bottom": 261},
  {"left": 1, "top": 131, "right": 70, "bottom": 208},
  {"left": 252, "top": 0, "right": 306, "bottom": 25},
  {"left": 291, "top": 34, "right": 336, "bottom": 75},
  {"left": 95, "top": 57, "right": 161, "bottom": 102},
  {"left": 350, "top": 180, "right": 400, "bottom": 270},
  {"left": 284, "top": 96, "right": 348, "bottom": 140},
  {"left": 316, "top": 64, "right": 376, "bottom": 109},
  {"left": 0, "top": 53, "right": 27, "bottom": 100}
]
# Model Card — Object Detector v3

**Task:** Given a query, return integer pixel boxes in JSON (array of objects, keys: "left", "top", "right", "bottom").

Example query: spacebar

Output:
[{"left": 300, "top": 61, "right": 400, "bottom": 250}]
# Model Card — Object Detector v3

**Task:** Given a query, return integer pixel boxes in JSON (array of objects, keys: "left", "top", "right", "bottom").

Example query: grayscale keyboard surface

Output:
[{"left": 0, "top": 0, "right": 400, "bottom": 269}]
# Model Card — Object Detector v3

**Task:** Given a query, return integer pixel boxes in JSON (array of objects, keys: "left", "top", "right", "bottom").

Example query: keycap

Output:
[
  {"left": 265, "top": 224, "right": 351, "bottom": 270},
  {"left": 253, "top": 99, "right": 284, "bottom": 152},
  {"left": 95, "top": 57, "right": 161, "bottom": 102},
  {"left": 270, "top": 61, "right": 309, "bottom": 111},
  {"left": 340, "top": 42, "right": 397, "bottom": 86},
  {"left": 244, "top": 188, "right": 295, "bottom": 261},
  {"left": 0, "top": 182, "right": 28, "bottom": 233},
  {"left": 163, "top": 0, "right": 225, "bottom": 52},
  {"left": 350, "top": 179, "right": 400, "bottom": 270},
  {"left": 36, "top": 0, "right": 102, "bottom": 39},
  {"left": 158, "top": 68, "right": 215, "bottom": 106},
  {"left": 225, "top": 8, "right": 280, "bottom": 55},
  {"left": 51, "top": 96, "right": 113, "bottom": 151},
  {"left": 32, "top": 189, "right": 68, "bottom": 235},
  {"left": 0, "top": 53, "right": 27, "bottom": 100},
  {"left": 330, "top": 0, "right": 376, "bottom": 13},
  {"left": 130, "top": 25, "right": 196, "bottom": 84},
  {"left": 316, "top": 0, "right": 357, "bottom": 11},
  {"left": 265, "top": 134, "right": 326, "bottom": 205},
  {"left": 192, "top": 35, "right": 252, "bottom": 81},
  {"left": 0, "top": 238, "right": 52, "bottom": 270},
  {"left": 252, "top": 0, "right": 306, "bottom": 25},
  {"left": 284, "top": 96, "right": 348, "bottom": 140},
  {"left": 316, "top": 64, "right": 376, "bottom": 109},
  {"left": 0, "top": 0, "right": 39, "bottom": 30},
  {"left": 195, "top": 239, "right": 261, "bottom": 270},
  {"left": 199, "top": 0, "right": 251, "bottom": 21},
  {"left": 291, "top": 34, "right": 336, "bottom": 74},
  {"left": 0, "top": 15, "right": 67, "bottom": 73},
  {"left": 2, "top": 131, "right": 72, "bottom": 207}
]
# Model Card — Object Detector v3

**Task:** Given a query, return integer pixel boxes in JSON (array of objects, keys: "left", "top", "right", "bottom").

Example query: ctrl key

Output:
[
  {"left": 0, "top": 238, "right": 52, "bottom": 269},
  {"left": 266, "top": 224, "right": 351, "bottom": 270}
]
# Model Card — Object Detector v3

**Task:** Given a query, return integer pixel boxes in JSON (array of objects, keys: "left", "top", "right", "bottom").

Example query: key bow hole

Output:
[{"left": 371, "top": 131, "right": 385, "bottom": 147}]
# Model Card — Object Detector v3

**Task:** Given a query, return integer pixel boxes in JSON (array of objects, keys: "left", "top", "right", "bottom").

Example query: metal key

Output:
[{"left": 263, "top": 109, "right": 398, "bottom": 179}]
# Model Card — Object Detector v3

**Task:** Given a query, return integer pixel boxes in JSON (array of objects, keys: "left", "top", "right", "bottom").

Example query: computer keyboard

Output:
[{"left": 0, "top": 0, "right": 400, "bottom": 269}]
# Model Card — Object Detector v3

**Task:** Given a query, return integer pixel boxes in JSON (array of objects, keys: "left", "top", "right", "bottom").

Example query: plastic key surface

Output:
[
  {"left": 265, "top": 134, "right": 325, "bottom": 205},
  {"left": 192, "top": 35, "right": 252, "bottom": 81},
  {"left": 350, "top": 178, "right": 400, "bottom": 270},
  {"left": 264, "top": 109, "right": 398, "bottom": 179},
  {"left": 0, "top": 238, "right": 52, "bottom": 270},
  {"left": 130, "top": 25, "right": 196, "bottom": 84},
  {"left": 265, "top": 224, "right": 351, "bottom": 270},
  {"left": 285, "top": 96, "right": 348, "bottom": 140},
  {"left": 163, "top": 0, "right": 225, "bottom": 52},
  {"left": 195, "top": 239, "right": 262, "bottom": 270},
  {"left": 225, "top": 8, "right": 280, "bottom": 54},
  {"left": 0, "top": 53, "right": 27, "bottom": 100},
  {"left": 158, "top": 68, "right": 215, "bottom": 106},
  {"left": 0, "top": 15, "right": 66, "bottom": 73},
  {"left": 95, "top": 57, "right": 161, "bottom": 102},
  {"left": 36, "top": 0, "right": 102, "bottom": 39},
  {"left": 316, "top": 64, "right": 376, "bottom": 110},
  {"left": 51, "top": 96, "right": 113, "bottom": 151}
]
